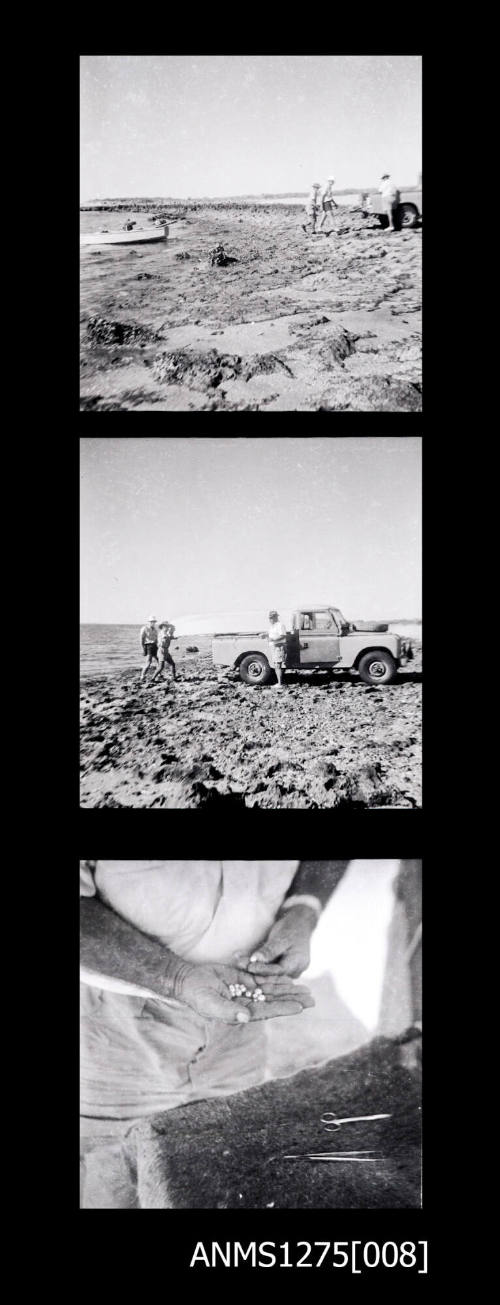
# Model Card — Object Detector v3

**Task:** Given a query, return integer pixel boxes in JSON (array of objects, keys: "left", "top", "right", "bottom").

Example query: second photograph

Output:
[{"left": 80, "top": 435, "right": 422, "bottom": 810}]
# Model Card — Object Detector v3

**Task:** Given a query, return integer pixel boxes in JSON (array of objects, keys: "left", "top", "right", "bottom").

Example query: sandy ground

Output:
[
  {"left": 80, "top": 205, "right": 421, "bottom": 412},
  {"left": 80, "top": 637, "right": 422, "bottom": 808}
]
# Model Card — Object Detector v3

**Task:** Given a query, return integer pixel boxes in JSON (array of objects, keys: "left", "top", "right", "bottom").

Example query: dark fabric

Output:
[{"left": 134, "top": 1036, "right": 421, "bottom": 1209}]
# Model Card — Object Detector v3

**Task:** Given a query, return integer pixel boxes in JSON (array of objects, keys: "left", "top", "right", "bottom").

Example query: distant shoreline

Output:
[{"left": 80, "top": 187, "right": 420, "bottom": 213}]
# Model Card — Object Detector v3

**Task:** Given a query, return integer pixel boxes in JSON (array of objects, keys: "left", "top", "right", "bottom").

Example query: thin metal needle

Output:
[{"left": 283, "top": 1150, "right": 378, "bottom": 1160}]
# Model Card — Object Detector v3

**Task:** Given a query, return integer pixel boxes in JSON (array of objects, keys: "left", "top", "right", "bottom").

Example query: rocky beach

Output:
[
  {"left": 80, "top": 636, "right": 422, "bottom": 809},
  {"left": 80, "top": 202, "right": 422, "bottom": 412}
]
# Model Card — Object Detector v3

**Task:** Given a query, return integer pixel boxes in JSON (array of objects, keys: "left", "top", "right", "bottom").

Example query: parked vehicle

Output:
[
  {"left": 212, "top": 605, "right": 414, "bottom": 686},
  {"left": 360, "top": 188, "right": 422, "bottom": 229}
]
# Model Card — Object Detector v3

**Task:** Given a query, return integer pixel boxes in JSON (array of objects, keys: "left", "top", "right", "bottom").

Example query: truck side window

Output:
[
  {"left": 301, "top": 614, "right": 312, "bottom": 630},
  {"left": 313, "top": 612, "right": 333, "bottom": 630}
]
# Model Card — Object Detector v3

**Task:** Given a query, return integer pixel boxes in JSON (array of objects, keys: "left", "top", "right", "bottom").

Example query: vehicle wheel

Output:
[
  {"left": 357, "top": 650, "right": 397, "bottom": 685},
  {"left": 239, "top": 653, "right": 272, "bottom": 685},
  {"left": 398, "top": 203, "right": 418, "bottom": 229}
]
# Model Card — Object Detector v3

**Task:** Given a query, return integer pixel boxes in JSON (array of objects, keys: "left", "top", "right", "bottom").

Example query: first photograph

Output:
[{"left": 80, "top": 55, "right": 422, "bottom": 413}]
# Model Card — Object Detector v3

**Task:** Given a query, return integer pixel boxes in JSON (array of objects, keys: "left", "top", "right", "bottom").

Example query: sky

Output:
[
  {"left": 80, "top": 437, "right": 421, "bottom": 625},
  {"left": 80, "top": 55, "right": 421, "bottom": 200}
]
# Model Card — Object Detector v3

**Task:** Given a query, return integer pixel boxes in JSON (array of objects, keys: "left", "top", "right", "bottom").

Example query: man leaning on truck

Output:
[{"left": 268, "top": 610, "right": 287, "bottom": 688}]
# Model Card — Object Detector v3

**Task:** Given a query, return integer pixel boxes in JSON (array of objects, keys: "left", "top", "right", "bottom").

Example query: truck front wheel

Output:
[
  {"left": 239, "top": 653, "right": 272, "bottom": 686},
  {"left": 357, "top": 650, "right": 397, "bottom": 685}
]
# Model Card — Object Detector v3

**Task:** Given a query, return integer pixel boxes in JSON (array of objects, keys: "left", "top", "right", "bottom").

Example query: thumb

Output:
[
  {"left": 249, "top": 946, "right": 274, "bottom": 964},
  {"left": 231, "top": 1004, "right": 251, "bottom": 1024}
]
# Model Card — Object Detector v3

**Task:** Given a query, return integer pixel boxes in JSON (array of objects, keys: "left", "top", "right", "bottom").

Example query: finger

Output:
[
  {"left": 255, "top": 980, "right": 296, "bottom": 993},
  {"left": 259, "top": 980, "right": 312, "bottom": 997},
  {"left": 209, "top": 995, "right": 252, "bottom": 1024},
  {"left": 233, "top": 952, "right": 285, "bottom": 974},
  {"left": 244, "top": 959, "right": 286, "bottom": 975},
  {"left": 281, "top": 960, "right": 308, "bottom": 979},
  {"left": 249, "top": 999, "right": 307, "bottom": 1020},
  {"left": 257, "top": 985, "right": 310, "bottom": 1002},
  {"left": 263, "top": 989, "right": 315, "bottom": 1011},
  {"left": 248, "top": 948, "right": 276, "bottom": 965}
]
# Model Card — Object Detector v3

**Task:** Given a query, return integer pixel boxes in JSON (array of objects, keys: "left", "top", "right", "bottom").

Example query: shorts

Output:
[
  {"left": 144, "top": 643, "right": 158, "bottom": 657},
  {"left": 271, "top": 647, "right": 286, "bottom": 668},
  {"left": 322, "top": 200, "right": 334, "bottom": 211}
]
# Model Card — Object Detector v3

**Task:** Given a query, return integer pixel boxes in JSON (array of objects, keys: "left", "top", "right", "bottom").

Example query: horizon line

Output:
[{"left": 80, "top": 181, "right": 421, "bottom": 205}]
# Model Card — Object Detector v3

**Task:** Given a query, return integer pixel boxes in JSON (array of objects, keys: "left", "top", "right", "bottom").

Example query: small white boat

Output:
[{"left": 80, "top": 224, "right": 169, "bottom": 247}]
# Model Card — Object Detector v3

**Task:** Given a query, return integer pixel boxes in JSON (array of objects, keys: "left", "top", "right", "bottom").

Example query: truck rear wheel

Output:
[
  {"left": 398, "top": 203, "right": 418, "bottom": 229},
  {"left": 239, "top": 653, "right": 272, "bottom": 686},
  {"left": 357, "top": 650, "right": 397, "bottom": 685}
]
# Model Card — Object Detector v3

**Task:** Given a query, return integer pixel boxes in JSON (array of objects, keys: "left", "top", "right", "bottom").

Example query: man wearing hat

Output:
[
  {"left": 139, "top": 616, "right": 159, "bottom": 682},
  {"left": 319, "top": 176, "right": 338, "bottom": 231},
  {"left": 268, "top": 609, "right": 287, "bottom": 687},
  {"left": 152, "top": 620, "right": 177, "bottom": 684},
  {"left": 302, "top": 183, "right": 321, "bottom": 235},
  {"left": 379, "top": 174, "right": 401, "bottom": 233}
]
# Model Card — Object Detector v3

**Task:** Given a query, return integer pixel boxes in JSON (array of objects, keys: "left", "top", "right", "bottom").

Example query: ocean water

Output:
[
  {"left": 79, "top": 194, "right": 363, "bottom": 235},
  {"left": 80, "top": 624, "right": 144, "bottom": 676},
  {"left": 80, "top": 622, "right": 422, "bottom": 678}
]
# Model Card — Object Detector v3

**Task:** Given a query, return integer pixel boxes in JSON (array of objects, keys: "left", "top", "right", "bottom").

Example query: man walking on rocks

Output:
[
  {"left": 302, "top": 183, "right": 321, "bottom": 235},
  {"left": 268, "top": 610, "right": 287, "bottom": 687},
  {"left": 319, "top": 177, "right": 338, "bottom": 232},
  {"left": 152, "top": 620, "right": 177, "bottom": 684},
  {"left": 140, "top": 616, "right": 159, "bottom": 682}
]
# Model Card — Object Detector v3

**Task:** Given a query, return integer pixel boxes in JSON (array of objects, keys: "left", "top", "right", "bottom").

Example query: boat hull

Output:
[{"left": 81, "top": 225, "right": 168, "bottom": 247}]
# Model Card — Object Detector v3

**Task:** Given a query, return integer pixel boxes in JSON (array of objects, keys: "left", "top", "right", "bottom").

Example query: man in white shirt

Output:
[
  {"left": 379, "top": 174, "right": 401, "bottom": 233},
  {"left": 80, "top": 860, "right": 348, "bottom": 1207},
  {"left": 268, "top": 609, "right": 287, "bottom": 687},
  {"left": 139, "top": 616, "right": 159, "bottom": 681}
]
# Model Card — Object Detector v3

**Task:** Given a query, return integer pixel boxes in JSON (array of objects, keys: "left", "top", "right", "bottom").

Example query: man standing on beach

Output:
[
  {"left": 268, "top": 609, "right": 287, "bottom": 687},
  {"left": 379, "top": 174, "right": 400, "bottom": 233},
  {"left": 140, "top": 616, "right": 159, "bottom": 682},
  {"left": 152, "top": 621, "right": 176, "bottom": 685},
  {"left": 318, "top": 177, "right": 338, "bottom": 231},
  {"left": 302, "top": 183, "right": 321, "bottom": 235}
]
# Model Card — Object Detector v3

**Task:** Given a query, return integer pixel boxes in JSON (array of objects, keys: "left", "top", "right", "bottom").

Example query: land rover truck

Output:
[
  {"left": 212, "top": 606, "right": 413, "bottom": 686},
  {"left": 359, "top": 186, "right": 422, "bottom": 229}
]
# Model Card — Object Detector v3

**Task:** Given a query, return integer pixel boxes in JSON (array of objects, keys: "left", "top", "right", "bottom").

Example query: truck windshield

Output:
[{"left": 331, "top": 608, "right": 349, "bottom": 633}]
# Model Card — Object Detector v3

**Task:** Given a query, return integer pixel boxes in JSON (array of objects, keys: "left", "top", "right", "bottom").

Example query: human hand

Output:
[
  {"left": 174, "top": 961, "right": 314, "bottom": 1023},
  {"left": 236, "top": 905, "right": 317, "bottom": 979}
]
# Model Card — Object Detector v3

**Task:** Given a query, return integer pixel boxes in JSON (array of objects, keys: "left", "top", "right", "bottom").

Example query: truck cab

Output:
[{"left": 289, "top": 605, "right": 348, "bottom": 666}]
